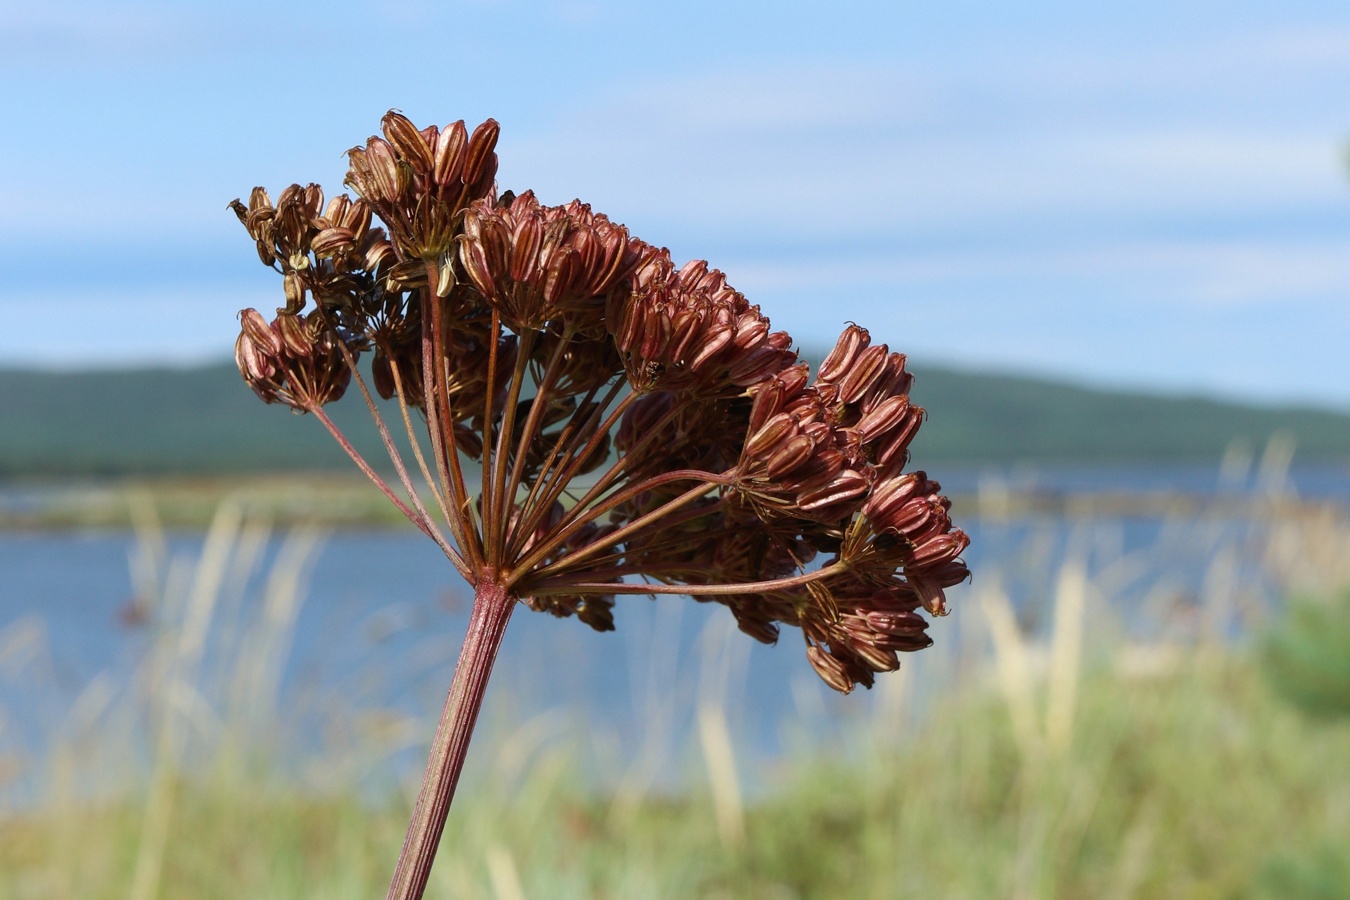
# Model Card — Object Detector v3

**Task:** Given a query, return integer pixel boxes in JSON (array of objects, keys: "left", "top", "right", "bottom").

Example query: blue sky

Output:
[{"left": 2, "top": 0, "right": 1348, "bottom": 408}]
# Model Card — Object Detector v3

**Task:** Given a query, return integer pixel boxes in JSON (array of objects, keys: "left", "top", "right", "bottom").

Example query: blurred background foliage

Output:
[{"left": 1263, "top": 587, "right": 1350, "bottom": 720}]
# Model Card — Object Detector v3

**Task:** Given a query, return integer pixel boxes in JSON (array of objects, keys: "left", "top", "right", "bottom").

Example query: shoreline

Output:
[{"left": 2, "top": 470, "right": 1345, "bottom": 531}]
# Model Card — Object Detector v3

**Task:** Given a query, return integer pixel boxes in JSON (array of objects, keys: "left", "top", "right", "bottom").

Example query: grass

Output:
[
  {"left": 3, "top": 655, "right": 1348, "bottom": 898},
  {"left": 3, "top": 468, "right": 1350, "bottom": 898}
]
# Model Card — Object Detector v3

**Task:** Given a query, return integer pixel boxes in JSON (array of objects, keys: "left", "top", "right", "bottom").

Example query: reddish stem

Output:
[
  {"left": 385, "top": 578, "right": 516, "bottom": 900},
  {"left": 489, "top": 329, "right": 536, "bottom": 564},
  {"left": 500, "top": 332, "right": 571, "bottom": 550},
  {"left": 424, "top": 271, "right": 482, "bottom": 568},
  {"left": 531, "top": 560, "right": 850, "bottom": 597},
  {"left": 508, "top": 477, "right": 724, "bottom": 585},
  {"left": 312, "top": 409, "right": 431, "bottom": 536},
  {"left": 552, "top": 393, "right": 684, "bottom": 529},
  {"left": 507, "top": 376, "right": 628, "bottom": 557}
]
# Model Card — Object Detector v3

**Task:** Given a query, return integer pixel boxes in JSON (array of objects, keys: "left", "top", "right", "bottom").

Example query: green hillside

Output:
[
  {"left": 1, "top": 360, "right": 1348, "bottom": 478},
  {"left": 905, "top": 365, "right": 1350, "bottom": 463}
]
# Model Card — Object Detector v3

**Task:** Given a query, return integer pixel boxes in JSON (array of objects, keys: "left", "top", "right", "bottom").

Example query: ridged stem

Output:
[{"left": 385, "top": 578, "right": 515, "bottom": 900}]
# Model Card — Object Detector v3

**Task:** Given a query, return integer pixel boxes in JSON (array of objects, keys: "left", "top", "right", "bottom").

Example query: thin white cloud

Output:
[
  {"left": 915, "top": 22, "right": 1350, "bottom": 106},
  {"left": 555, "top": 13, "right": 1347, "bottom": 207},
  {"left": 497, "top": 20, "right": 1350, "bottom": 238},
  {"left": 0, "top": 4, "right": 215, "bottom": 67},
  {"left": 601, "top": 65, "right": 932, "bottom": 133},
  {"left": 721, "top": 236, "right": 1350, "bottom": 306},
  {"left": 1219, "top": 24, "right": 1350, "bottom": 68},
  {"left": 514, "top": 115, "right": 1344, "bottom": 240}
]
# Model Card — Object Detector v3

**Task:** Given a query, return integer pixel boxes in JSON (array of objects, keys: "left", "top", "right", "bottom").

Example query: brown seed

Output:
[
  {"left": 849, "top": 640, "right": 900, "bottom": 673},
  {"left": 879, "top": 631, "right": 935, "bottom": 652},
  {"left": 509, "top": 215, "right": 544, "bottom": 283},
  {"left": 854, "top": 394, "right": 910, "bottom": 443},
  {"left": 365, "top": 138, "right": 403, "bottom": 203},
  {"left": 875, "top": 406, "right": 924, "bottom": 468},
  {"left": 248, "top": 186, "right": 272, "bottom": 212},
  {"left": 382, "top": 111, "right": 434, "bottom": 174},
  {"left": 807, "top": 645, "right": 854, "bottom": 693},
  {"left": 837, "top": 344, "right": 888, "bottom": 404},
  {"left": 542, "top": 248, "right": 581, "bottom": 307},
  {"left": 819, "top": 324, "right": 868, "bottom": 383},
  {"left": 275, "top": 313, "right": 312, "bottom": 358},
  {"left": 863, "top": 472, "right": 921, "bottom": 523},
  {"left": 240, "top": 308, "right": 282, "bottom": 358},
  {"left": 765, "top": 433, "right": 815, "bottom": 480},
  {"left": 234, "top": 331, "right": 272, "bottom": 383},
  {"left": 434, "top": 120, "right": 468, "bottom": 187},
  {"left": 743, "top": 412, "right": 798, "bottom": 460},
  {"left": 797, "top": 470, "right": 869, "bottom": 513},
  {"left": 310, "top": 226, "right": 355, "bottom": 257},
  {"left": 463, "top": 119, "right": 500, "bottom": 191},
  {"left": 908, "top": 530, "right": 969, "bottom": 573},
  {"left": 865, "top": 609, "right": 928, "bottom": 636}
]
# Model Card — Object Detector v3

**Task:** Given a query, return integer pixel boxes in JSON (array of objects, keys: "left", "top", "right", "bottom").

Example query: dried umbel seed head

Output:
[
  {"left": 229, "top": 111, "right": 970, "bottom": 698},
  {"left": 857, "top": 471, "right": 970, "bottom": 615},
  {"left": 229, "top": 183, "right": 395, "bottom": 336},
  {"left": 345, "top": 113, "right": 500, "bottom": 259},
  {"left": 235, "top": 309, "right": 355, "bottom": 411},
  {"left": 460, "top": 191, "right": 645, "bottom": 334},
  {"left": 611, "top": 256, "right": 796, "bottom": 396}
]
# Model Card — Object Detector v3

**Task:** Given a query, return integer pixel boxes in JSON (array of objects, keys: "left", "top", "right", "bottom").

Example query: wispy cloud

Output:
[
  {"left": 723, "top": 237, "right": 1350, "bottom": 316},
  {"left": 504, "top": 24, "right": 1349, "bottom": 242},
  {"left": 0, "top": 4, "right": 222, "bottom": 68}
]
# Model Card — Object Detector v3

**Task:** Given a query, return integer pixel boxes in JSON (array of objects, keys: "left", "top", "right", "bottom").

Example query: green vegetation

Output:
[
  {"left": 904, "top": 365, "right": 1350, "bottom": 464},
  {"left": 3, "top": 656, "right": 1348, "bottom": 898},
  {"left": 4, "top": 360, "right": 1350, "bottom": 478},
  {"left": 1263, "top": 586, "right": 1350, "bottom": 719},
  {"left": 0, "top": 365, "right": 383, "bottom": 477}
]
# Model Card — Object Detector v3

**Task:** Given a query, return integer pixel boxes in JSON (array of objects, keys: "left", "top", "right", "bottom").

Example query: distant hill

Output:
[
  {"left": 902, "top": 365, "right": 1350, "bottom": 464},
  {"left": 0, "top": 364, "right": 395, "bottom": 478},
  {"left": 1, "top": 360, "right": 1348, "bottom": 478}
]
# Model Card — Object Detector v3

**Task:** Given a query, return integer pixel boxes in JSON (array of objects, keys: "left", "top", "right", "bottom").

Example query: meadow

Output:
[{"left": 2, "top": 453, "right": 1349, "bottom": 898}]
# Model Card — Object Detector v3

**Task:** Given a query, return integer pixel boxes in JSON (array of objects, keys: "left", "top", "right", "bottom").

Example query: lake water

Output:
[{"left": 1, "top": 461, "right": 1347, "bottom": 800}]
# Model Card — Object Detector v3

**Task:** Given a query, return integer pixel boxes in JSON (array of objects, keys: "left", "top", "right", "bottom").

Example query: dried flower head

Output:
[
  {"left": 231, "top": 117, "right": 969, "bottom": 691},
  {"left": 344, "top": 112, "right": 499, "bottom": 260},
  {"left": 229, "top": 112, "right": 971, "bottom": 900}
]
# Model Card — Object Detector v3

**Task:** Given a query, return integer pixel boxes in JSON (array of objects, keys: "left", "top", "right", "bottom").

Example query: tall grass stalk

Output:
[
  {"left": 43, "top": 494, "right": 330, "bottom": 900},
  {"left": 696, "top": 614, "right": 748, "bottom": 849},
  {"left": 130, "top": 500, "right": 243, "bottom": 900}
]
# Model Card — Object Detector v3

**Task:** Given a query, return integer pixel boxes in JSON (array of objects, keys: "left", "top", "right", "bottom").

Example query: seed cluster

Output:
[{"left": 231, "top": 112, "right": 969, "bottom": 692}]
